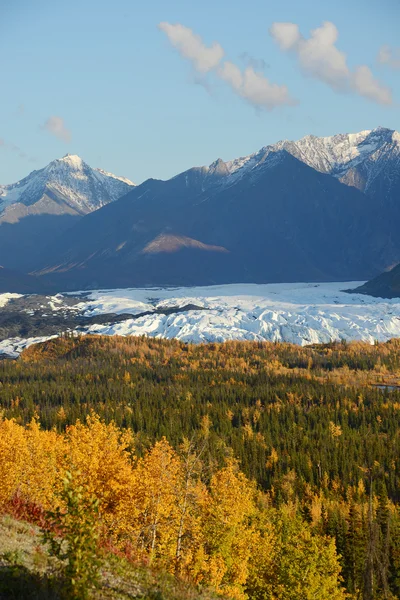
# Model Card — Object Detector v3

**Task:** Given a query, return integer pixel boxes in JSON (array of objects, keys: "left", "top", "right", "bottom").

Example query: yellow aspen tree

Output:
[
  {"left": 0, "top": 417, "right": 30, "bottom": 508},
  {"left": 63, "top": 413, "right": 135, "bottom": 541},
  {"left": 18, "top": 418, "right": 62, "bottom": 510},
  {"left": 130, "top": 438, "right": 183, "bottom": 566},
  {"left": 174, "top": 437, "right": 208, "bottom": 579},
  {"left": 199, "top": 460, "right": 258, "bottom": 599}
]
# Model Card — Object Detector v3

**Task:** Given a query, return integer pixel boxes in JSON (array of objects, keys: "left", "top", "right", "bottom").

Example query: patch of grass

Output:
[
  {"left": 0, "top": 515, "right": 61, "bottom": 599},
  {"left": 99, "top": 554, "right": 218, "bottom": 600},
  {"left": 0, "top": 516, "right": 219, "bottom": 600}
]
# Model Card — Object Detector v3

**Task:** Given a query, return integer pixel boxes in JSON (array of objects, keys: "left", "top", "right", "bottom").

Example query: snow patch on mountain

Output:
[{"left": 0, "top": 179, "right": 32, "bottom": 211}]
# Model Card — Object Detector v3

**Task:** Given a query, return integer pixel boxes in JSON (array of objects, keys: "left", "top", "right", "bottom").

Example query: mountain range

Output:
[{"left": 1, "top": 127, "right": 399, "bottom": 292}]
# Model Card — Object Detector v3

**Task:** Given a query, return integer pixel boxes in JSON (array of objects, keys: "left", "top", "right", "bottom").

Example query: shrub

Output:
[{"left": 43, "top": 470, "right": 101, "bottom": 600}]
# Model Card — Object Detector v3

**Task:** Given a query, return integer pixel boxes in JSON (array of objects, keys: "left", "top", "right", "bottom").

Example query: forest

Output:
[{"left": 1, "top": 334, "right": 400, "bottom": 599}]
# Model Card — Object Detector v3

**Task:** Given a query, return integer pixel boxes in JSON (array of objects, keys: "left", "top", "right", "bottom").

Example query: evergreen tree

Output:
[{"left": 344, "top": 500, "right": 366, "bottom": 596}]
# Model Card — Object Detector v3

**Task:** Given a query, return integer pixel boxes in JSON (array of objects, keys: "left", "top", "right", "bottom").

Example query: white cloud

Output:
[
  {"left": 270, "top": 22, "right": 301, "bottom": 52},
  {"left": 158, "top": 22, "right": 224, "bottom": 73},
  {"left": 41, "top": 116, "right": 71, "bottom": 143},
  {"left": 270, "top": 21, "right": 392, "bottom": 105},
  {"left": 378, "top": 45, "right": 400, "bottom": 70},
  {"left": 219, "top": 61, "right": 243, "bottom": 89},
  {"left": 159, "top": 22, "right": 296, "bottom": 111},
  {"left": 219, "top": 61, "right": 296, "bottom": 110},
  {"left": 353, "top": 65, "right": 392, "bottom": 105}
]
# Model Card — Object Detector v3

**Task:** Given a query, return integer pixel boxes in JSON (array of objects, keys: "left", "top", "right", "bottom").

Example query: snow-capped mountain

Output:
[
  {"left": 276, "top": 126, "right": 400, "bottom": 194},
  {"left": 198, "top": 126, "right": 400, "bottom": 196},
  {"left": 0, "top": 154, "right": 135, "bottom": 220},
  {"left": 0, "top": 155, "right": 135, "bottom": 272}
]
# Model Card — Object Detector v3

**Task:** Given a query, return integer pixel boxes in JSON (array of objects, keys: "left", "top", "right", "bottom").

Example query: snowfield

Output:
[{"left": 1, "top": 281, "right": 400, "bottom": 357}]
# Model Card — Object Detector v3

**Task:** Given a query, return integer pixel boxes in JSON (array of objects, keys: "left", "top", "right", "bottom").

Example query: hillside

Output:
[
  {"left": 5, "top": 334, "right": 400, "bottom": 492},
  {"left": 0, "top": 515, "right": 218, "bottom": 600},
  {"left": 1, "top": 335, "right": 400, "bottom": 599},
  {"left": 0, "top": 266, "right": 49, "bottom": 294},
  {"left": 352, "top": 263, "right": 400, "bottom": 298}
]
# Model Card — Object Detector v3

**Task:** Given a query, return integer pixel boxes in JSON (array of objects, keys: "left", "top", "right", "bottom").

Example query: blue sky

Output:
[{"left": 0, "top": 0, "right": 399, "bottom": 184}]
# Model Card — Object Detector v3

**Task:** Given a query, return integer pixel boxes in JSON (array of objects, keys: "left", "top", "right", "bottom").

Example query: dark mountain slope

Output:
[
  {"left": 0, "top": 213, "right": 80, "bottom": 272},
  {"left": 0, "top": 266, "right": 50, "bottom": 294},
  {"left": 353, "top": 264, "right": 400, "bottom": 298},
  {"left": 35, "top": 152, "right": 396, "bottom": 290}
]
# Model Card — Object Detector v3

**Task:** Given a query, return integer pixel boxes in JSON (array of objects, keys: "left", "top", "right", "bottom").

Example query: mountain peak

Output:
[
  {"left": 370, "top": 125, "right": 394, "bottom": 134},
  {"left": 208, "top": 158, "right": 230, "bottom": 177},
  {"left": 60, "top": 153, "right": 84, "bottom": 165},
  {"left": 0, "top": 154, "right": 135, "bottom": 217},
  {"left": 45, "top": 154, "right": 87, "bottom": 172}
]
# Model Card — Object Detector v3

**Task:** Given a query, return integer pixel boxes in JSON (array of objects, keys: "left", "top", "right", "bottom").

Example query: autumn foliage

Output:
[
  {"left": 0, "top": 413, "right": 346, "bottom": 600},
  {"left": 2, "top": 334, "right": 400, "bottom": 598}
]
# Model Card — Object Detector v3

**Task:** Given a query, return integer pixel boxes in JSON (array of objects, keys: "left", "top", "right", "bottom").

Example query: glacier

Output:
[{"left": 2, "top": 282, "right": 400, "bottom": 357}]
